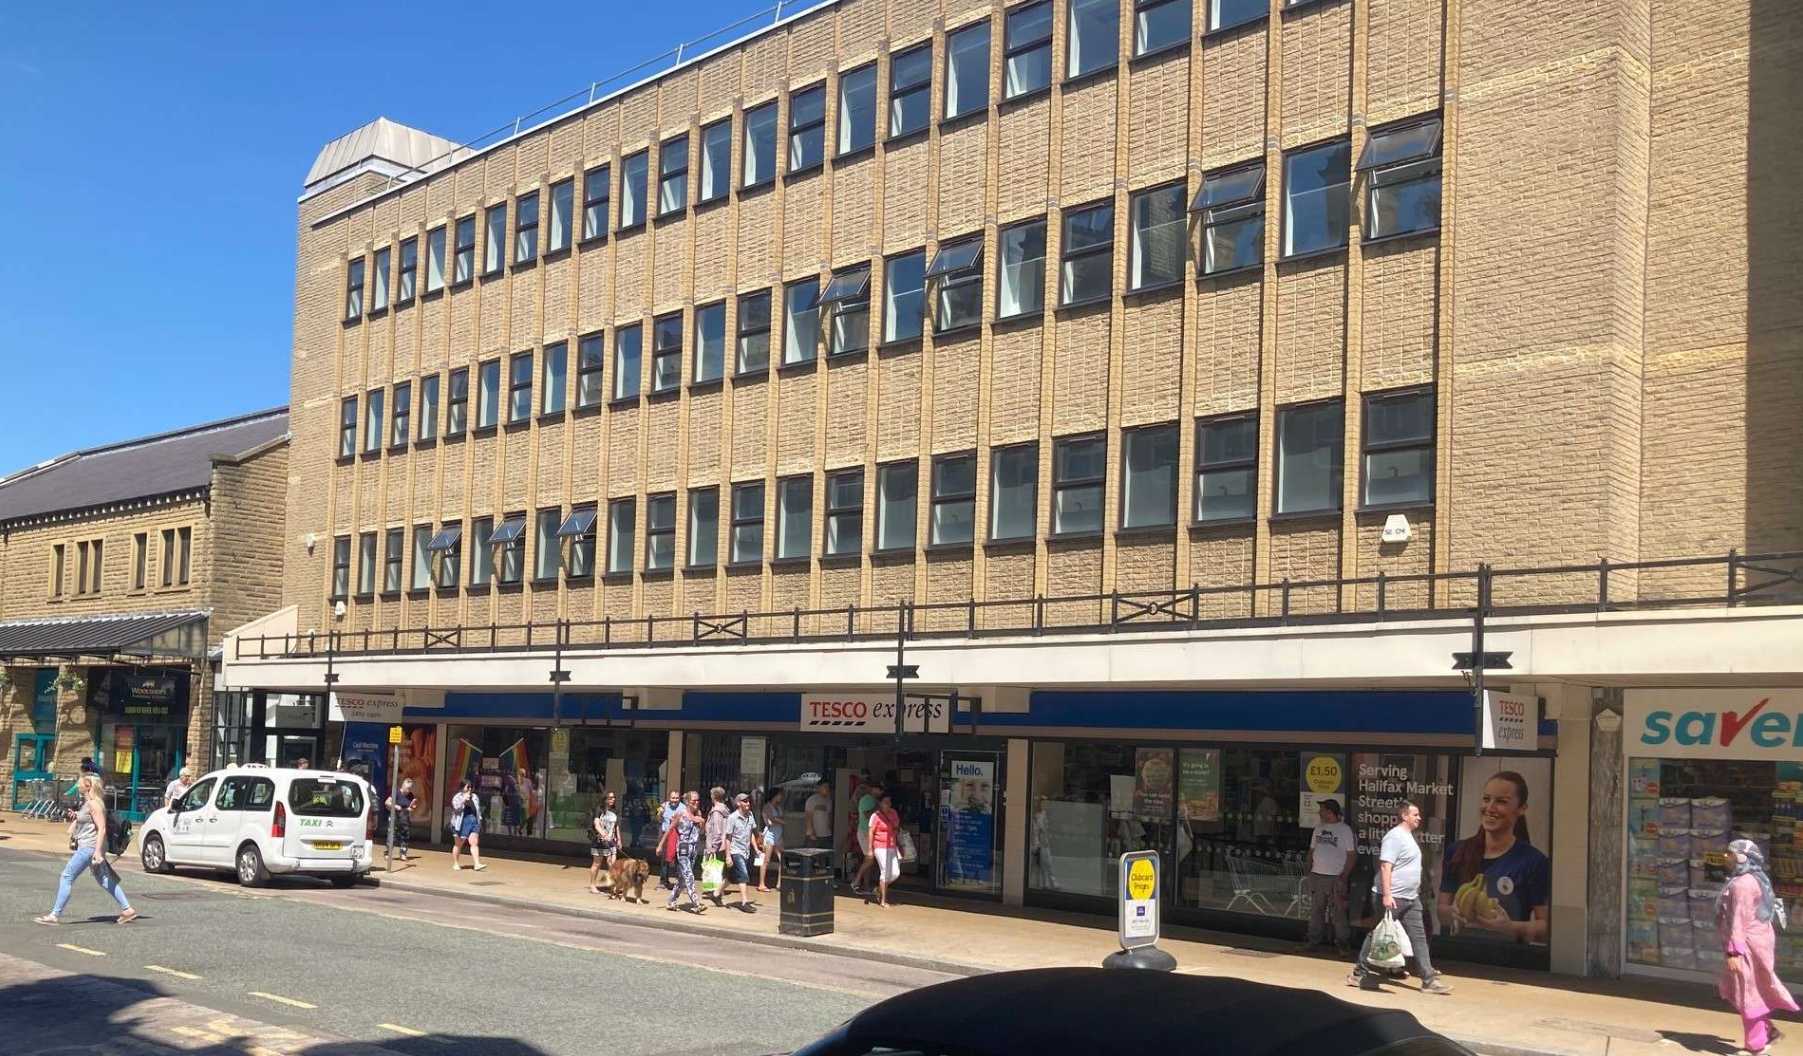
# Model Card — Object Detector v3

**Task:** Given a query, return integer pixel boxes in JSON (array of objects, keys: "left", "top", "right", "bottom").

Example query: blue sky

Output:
[{"left": 0, "top": 0, "right": 812, "bottom": 471}]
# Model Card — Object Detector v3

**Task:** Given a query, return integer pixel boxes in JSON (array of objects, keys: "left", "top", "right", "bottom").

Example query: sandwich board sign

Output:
[{"left": 1118, "top": 849, "right": 1160, "bottom": 949}]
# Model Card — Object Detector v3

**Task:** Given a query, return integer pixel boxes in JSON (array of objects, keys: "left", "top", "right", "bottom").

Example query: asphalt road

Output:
[{"left": 0, "top": 844, "right": 956, "bottom": 1056}]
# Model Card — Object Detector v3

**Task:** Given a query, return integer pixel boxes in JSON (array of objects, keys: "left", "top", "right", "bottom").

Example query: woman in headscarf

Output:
[{"left": 1716, "top": 839, "right": 1796, "bottom": 1055}]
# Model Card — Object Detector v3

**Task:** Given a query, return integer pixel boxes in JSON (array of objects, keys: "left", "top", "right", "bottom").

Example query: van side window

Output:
[
  {"left": 217, "top": 776, "right": 276, "bottom": 812},
  {"left": 178, "top": 778, "right": 216, "bottom": 813}
]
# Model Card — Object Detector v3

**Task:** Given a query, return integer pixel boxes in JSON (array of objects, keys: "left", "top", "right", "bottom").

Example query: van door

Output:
[
  {"left": 165, "top": 777, "right": 217, "bottom": 864},
  {"left": 283, "top": 775, "right": 368, "bottom": 863},
  {"left": 207, "top": 776, "right": 275, "bottom": 864}
]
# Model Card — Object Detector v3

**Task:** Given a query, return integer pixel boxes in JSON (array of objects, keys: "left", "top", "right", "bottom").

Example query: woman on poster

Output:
[
  {"left": 1716, "top": 839, "right": 1796, "bottom": 1056},
  {"left": 1438, "top": 771, "right": 1550, "bottom": 944}
]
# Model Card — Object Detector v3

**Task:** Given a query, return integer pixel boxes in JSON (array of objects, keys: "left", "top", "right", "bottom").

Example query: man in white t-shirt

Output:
[
  {"left": 1303, "top": 799, "right": 1357, "bottom": 954},
  {"left": 1350, "top": 801, "right": 1451, "bottom": 995},
  {"left": 804, "top": 781, "right": 834, "bottom": 851}
]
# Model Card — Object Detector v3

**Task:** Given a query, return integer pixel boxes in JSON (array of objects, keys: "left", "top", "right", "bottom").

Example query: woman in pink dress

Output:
[{"left": 1717, "top": 839, "right": 1797, "bottom": 1055}]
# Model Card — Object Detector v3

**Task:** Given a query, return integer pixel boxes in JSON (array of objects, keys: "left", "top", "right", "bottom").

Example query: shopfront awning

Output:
[{"left": 0, "top": 610, "right": 210, "bottom": 662}]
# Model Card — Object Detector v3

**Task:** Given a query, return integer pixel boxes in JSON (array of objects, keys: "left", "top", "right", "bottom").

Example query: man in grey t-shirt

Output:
[
  {"left": 1350, "top": 802, "right": 1451, "bottom": 995},
  {"left": 722, "top": 794, "right": 759, "bottom": 912}
]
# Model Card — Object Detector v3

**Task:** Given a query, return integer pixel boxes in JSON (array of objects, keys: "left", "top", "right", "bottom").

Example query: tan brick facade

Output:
[{"left": 284, "top": 0, "right": 1802, "bottom": 639}]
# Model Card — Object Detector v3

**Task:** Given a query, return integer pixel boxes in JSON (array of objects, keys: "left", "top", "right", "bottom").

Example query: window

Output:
[
  {"left": 837, "top": 64, "right": 877, "bottom": 155},
  {"left": 931, "top": 453, "right": 977, "bottom": 545},
  {"left": 216, "top": 775, "right": 275, "bottom": 813},
  {"left": 1130, "top": 183, "right": 1187, "bottom": 289},
  {"left": 659, "top": 135, "right": 689, "bottom": 216},
  {"left": 177, "top": 526, "right": 191, "bottom": 586},
  {"left": 890, "top": 44, "right": 932, "bottom": 138},
  {"left": 1136, "top": 0, "right": 1190, "bottom": 55},
  {"left": 371, "top": 247, "right": 390, "bottom": 311},
  {"left": 1121, "top": 423, "right": 1179, "bottom": 528},
  {"left": 998, "top": 218, "right": 1047, "bottom": 318},
  {"left": 777, "top": 476, "right": 813, "bottom": 559},
  {"left": 990, "top": 443, "right": 1039, "bottom": 540},
  {"left": 411, "top": 525, "right": 432, "bottom": 591},
  {"left": 651, "top": 314, "right": 683, "bottom": 392},
  {"left": 75, "top": 541, "right": 91, "bottom": 595},
  {"left": 927, "top": 237, "right": 983, "bottom": 332},
  {"left": 356, "top": 532, "right": 378, "bottom": 595},
  {"left": 1276, "top": 400, "right": 1344, "bottom": 514},
  {"left": 160, "top": 529, "right": 177, "bottom": 587},
  {"left": 1363, "top": 387, "right": 1434, "bottom": 508},
  {"left": 1005, "top": 1, "right": 1054, "bottom": 98},
  {"left": 1208, "top": 0, "right": 1265, "bottom": 32},
  {"left": 730, "top": 482, "right": 765, "bottom": 564},
  {"left": 446, "top": 367, "right": 469, "bottom": 436},
  {"left": 426, "top": 227, "right": 446, "bottom": 292},
  {"left": 946, "top": 21, "right": 991, "bottom": 119},
  {"left": 783, "top": 278, "right": 820, "bottom": 365},
  {"left": 453, "top": 216, "right": 475, "bottom": 284},
  {"left": 1196, "top": 414, "right": 1257, "bottom": 522},
  {"left": 621, "top": 150, "right": 648, "bottom": 228},
  {"left": 548, "top": 178, "right": 574, "bottom": 253},
  {"left": 582, "top": 165, "right": 611, "bottom": 241},
  {"left": 515, "top": 191, "right": 533, "bottom": 263},
  {"left": 1359, "top": 117, "right": 1443, "bottom": 240},
  {"left": 542, "top": 343, "right": 567, "bottom": 414},
  {"left": 1283, "top": 139, "right": 1351, "bottom": 257},
  {"left": 1053, "top": 434, "right": 1106, "bottom": 534},
  {"left": 91, "top": 539, "right": 104, "bottom": 594},
  {"left": 364, "top": 389, "right": 385, "bottom": 453},
  {"left": 535, "top": 509, "right": 561, "bottom": 580},
  {"left": 558, "top": 506, "right": 598, "bottom": 578},
  {"left": 824, "top": 469, "right": 863, "bottom": 556},
  {"left": 397, "top": 238, "right": 417, "bottom": 304},
  {"left": 484, "top": 204, "right": 506, "bottom": 275},
  {"left": 693, "top": 302, "right": 726, "bottom": 383},
  {"left": 737, "top": 291, "right": 772, "bottom": 373},
  {"left": 339, "top": 396, "right": 358, "bottom": 458},
  {"left": 477, "top": 359, "right": 501, "bottom": 429},
  {"left": 1068, "top": 0, "right": 1118, "bottom": 78},
  {"left": 688, "top": 488, "right": 720, "bottom": 567},
  {"left": 1192, "top": 162, "right": 1265, "bottom": 275},
  {"left": 51, "top": 543, "right": 65, "bottom": 596},
  {"left": 383, "top": 528, "right": 404, "bottom": 593},
  {"left": 470, "top": 517, "right": 495, "bottom": 587},
  {"left": 330, "top": 536, "right": 351, "bottom": 598},
  {"left": 613, "top": 323, "right": 643, "bottom": 399},
  {"left": 576, "top": 333, "right": 604, "bottom": 408},
  {"left": 743, "top": 102, "right": 778, "bottom": 187},
  {"left": 132, "top": 532, "right": 147, "bottom": 591},
  {"left": 646, "top": 493, "right": 676, "bottom": 571},
  {"left": 436, "top": 522, "right": 462, "bottom": 590},
  {"left": 344, "top": 258, "right": 364, "bottom": 320},
  {"left": 1061, "top": 202, "right": 1114, "bottom": 305},
  {"left": 884, "top": 250, "right": 926, "bottom": 342},
  {"left": 788, "top": 84, "right": 826, "bottom": 172},
  {"left": 491, "top": 515, "right": 524, "bottom": 585},
  {"left": 876, "top": 462, "right": 919, "bottom": 551},
  {"left": 391, "top": 381, "right": 412, "bottom": 447},
  {"left": 418, "top": 375, "right": 439, "bottom": 442},
  {"left": 699, "top": 119, "right": 732, "bottom": 203},
  {"left": 607, "top": 498, "right": 636, "bottom": 574},
  {"left": 821, "top": 265, "right": 871, "bottom": 355}
]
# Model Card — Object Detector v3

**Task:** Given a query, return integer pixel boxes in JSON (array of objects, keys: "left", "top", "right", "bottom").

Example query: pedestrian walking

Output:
[
  {"left": 723, "top": 793, "right": 759, "bottom": 913},
  {"left": 1717, "top": 839, "right": 1796, "bottom": 1056},
  {"left": 1304, "top": 799, "right": 1357, "bottom": 955},
  {"left": 851, "top": 780, "right": 883, "bottom": 895},
  {"left": 704, "top": 787, "right": 731, "bottom": 906},
  {"left": 450, "top": 779, "right": 487, "bottom": 871},
  {"left": 587, "top": 790, "right": 621, "bottom": 893},
  {"left": 384, "top": 777, "right": 420, "bottom": 862},
  {"left": 868, "top": 792, "right": 902, "bottom": 909},
  {"left": 35, "top": 773, "right": 135, "bottom": 926},
  {"left": 1349, "top": 802, "right": 1450, "bottom": 995},
  {"left": 804, "top": 779, "right": 833, "bottom": 852},
  {"left": 757, "top": 788, "right": 786, "bottom": 892},
  {"left": 164, "top": 766, "right": 195, "bottom": 810},
  {"left": 657, "top": 789, "right": 682, "bottom": 889},
  {"left": 664, "top": 791, "right": 707, "bottom": 913},
  {"left": 1031, "top": 796, "right": 1057, "bottom": 891}
]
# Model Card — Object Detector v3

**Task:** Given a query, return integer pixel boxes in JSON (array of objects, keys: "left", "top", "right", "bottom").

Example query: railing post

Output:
[
  {"left": 847, "top": 604, "right": 856, "bottom": 636},
  {"left": 1034, "top": 594, "right": 1045, "bottom": 635},
  {"left": 646, "top": 612, "right": 654, "bottom": 644},
  {"left": 1281, "top": 578, "right": 1291, "bottom": 621},
  {"left": 1109, "top": 590, "right": 1120, "bottom": 632},
  {"left": 527, "top": 621, "right": 534, "bottom": 648},
  {"left": 603, "top": 616, "right": 611, "bottom": 646},
  {"left": 967, "top": 596, "right": 977, "bottom": 636},
  {"left": 1189, "top": 583, "right": 1200, "bottom": 627},
  {"left": 1727, "top": 548, "right": 1739, "bottom": 606},
  {"left": 392, "top": 627, "right": 399, "bottom": 652},
  {"left": 794, "top": 606, "right": 803, "bottom": 641},
  {"left": 1376, "top": 571, "right": 1387, "bottom": 618},
  {"left": 1598, "top": 557, "right": 1611, "bottom": 611}
]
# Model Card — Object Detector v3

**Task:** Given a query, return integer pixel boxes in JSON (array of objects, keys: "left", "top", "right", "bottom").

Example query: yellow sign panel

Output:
[
  {"left": 1305, "top": 756, "right": 1343, "bottom": 794},
  {"left": 388, "top": 726, "right": 403, "bottom": 745},
  {"left": 114, "top": 750, "right": 134, "bottom": 775},
  {"left": 1127, "top": 857, "right": 1157, "bottom": 901}
]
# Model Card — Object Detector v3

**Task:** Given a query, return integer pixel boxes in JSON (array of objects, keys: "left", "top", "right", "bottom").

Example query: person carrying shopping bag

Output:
[
  {"left": 1348, "top": 802, "right": 1451, "bottom": 995},
  {"left": 35, "top": 773, "right": 135, "bottom": 926}
]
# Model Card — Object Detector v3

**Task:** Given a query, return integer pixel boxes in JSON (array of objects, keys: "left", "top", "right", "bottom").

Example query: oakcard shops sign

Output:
[
  {"left": 1625, "top": 689, "right": 1803, "bottom": 759},
  {"left": 800, "top": 693, "right": 953, "bottom": 734}
]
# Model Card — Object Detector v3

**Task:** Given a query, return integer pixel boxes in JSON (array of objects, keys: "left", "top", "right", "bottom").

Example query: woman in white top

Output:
[
  {"left": 757, "top": 788, "right": 786, "bottom": 892},
  {"left": 36, "top": 773, "right": 135, "bottom": 925},
  {"left": 450, "top": 780, "right": 487, "bottom": 871}
]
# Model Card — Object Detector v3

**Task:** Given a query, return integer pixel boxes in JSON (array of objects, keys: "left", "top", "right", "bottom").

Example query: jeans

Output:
[
  {"left": 666, "top": 842, "right": 700, "bottom": 907},
  {"left": 1355, "top": 896, "right": 1436, "bottom": 984},
  {"left": 53, "top": 846, "right": 131, "bottom": 917},
  {"left": 1305, "top": 873, "right": 1350, "bottom": 946},
  {"left": 394, "top": 818, "right": 410, "bottom": 857}
]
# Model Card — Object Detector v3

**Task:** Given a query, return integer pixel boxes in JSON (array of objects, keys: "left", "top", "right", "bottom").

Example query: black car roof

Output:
[{"left": 833, "top": 969, "right": 1450, "bottom": 1056}]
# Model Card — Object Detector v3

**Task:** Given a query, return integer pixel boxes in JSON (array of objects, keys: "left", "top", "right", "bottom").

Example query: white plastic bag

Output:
[
  {"left": 1368, "top": 911, "right": 1408, "bottom": 969},
  {"left": 898, "top": 831, "right": 919, "bottom": 863}
]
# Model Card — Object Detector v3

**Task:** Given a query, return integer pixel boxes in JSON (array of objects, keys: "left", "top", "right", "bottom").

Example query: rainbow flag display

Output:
[
  {"left": 498, "top": 738, "right": 530, "bottom": 778},
  {"left": 449, "top": 739, "right": 481, "bottom": 790}
]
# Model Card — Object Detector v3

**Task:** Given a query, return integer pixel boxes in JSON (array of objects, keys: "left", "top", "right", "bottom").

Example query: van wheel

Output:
[
  {"left": 329, "top": 874, "right": 359, "bottom": 889},
  {"left": 141, "top": 834, "right": 171, "bottom": 875},
  {"left": 236, "top": 844, "right": 270, "bottom": 888}
]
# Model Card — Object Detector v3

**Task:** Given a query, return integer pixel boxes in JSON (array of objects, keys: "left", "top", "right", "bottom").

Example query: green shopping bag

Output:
[{"left": 700, "top": 855, "right": 725, "bottom": 893}]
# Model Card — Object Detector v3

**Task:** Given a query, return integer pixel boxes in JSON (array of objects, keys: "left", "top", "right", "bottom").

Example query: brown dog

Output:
[{"left": 607, "top": 857, "right": 650, "bottom": 903}]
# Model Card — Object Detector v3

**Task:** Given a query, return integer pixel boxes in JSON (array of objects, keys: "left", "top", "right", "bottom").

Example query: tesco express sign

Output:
[
  {"left": 1624, "top": 689, "right": 1803, "bottom": 760},
  {"left": 801, "top": 693, "right": 952, "bottom": 735}
]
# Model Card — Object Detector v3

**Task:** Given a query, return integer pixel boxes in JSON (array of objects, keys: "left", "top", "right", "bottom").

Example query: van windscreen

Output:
[{"left": 287, "top": 777, "right": 364, "bottom": 818}]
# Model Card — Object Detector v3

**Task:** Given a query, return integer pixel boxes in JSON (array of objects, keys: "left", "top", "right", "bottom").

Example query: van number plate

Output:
[{"left": 311, "top": 841, "right": 343, "bottom": 851}]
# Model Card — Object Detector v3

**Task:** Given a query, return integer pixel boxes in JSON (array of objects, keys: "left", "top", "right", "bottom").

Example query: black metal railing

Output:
[{"left": 234, "top": 549, "right": 1803, "bottom": 662}]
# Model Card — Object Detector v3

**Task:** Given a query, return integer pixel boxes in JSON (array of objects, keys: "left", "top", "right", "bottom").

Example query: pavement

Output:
[{"left": 1, "top": 816, "right": 1788, "bottom": 1056}]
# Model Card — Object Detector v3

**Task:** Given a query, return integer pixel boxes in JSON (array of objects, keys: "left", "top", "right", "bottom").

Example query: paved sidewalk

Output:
[{"left": 0, "top": 817, "right": 1777, "bottom": 1056}]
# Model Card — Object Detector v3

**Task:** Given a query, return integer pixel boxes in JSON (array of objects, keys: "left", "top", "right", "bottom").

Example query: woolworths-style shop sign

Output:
[{"left": 1625, "top": 689, "right": 1803, "bottom": 759}]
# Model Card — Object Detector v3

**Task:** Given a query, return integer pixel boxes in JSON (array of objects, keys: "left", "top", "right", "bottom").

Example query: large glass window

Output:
[
  {"left": 688, "top": 488, "right": 719, "bottom": 568},
  {"left": 476, "top": 359, "right": 501, "bottom": 429},
  {"left": 418, "top": 375, "right": 439, "bottom": 442},
  {"left": 583, "top": 165, "right": 610, "bottom": 241},
  {"left": 1276, "top": 400, "right": 1344, "bottom": 514},
  {"left": 658, "top": 135, "right": 689, "bottom": 216},
  {"left": 1283, "top": 139, "right": 1351, "bottom": 258},
  {"left": 1028, "top": 742, "right": 1174, "bottom": 898},
  {"left": 737, "top": 290, "right": 772, "bottom": 374},
  {"left": 492, "top": 515, "right": 524, "bottom": 585},
  {"left": 453, "top": 216, "right": 475, "bottom": 284},
  {"left": 1005, "top": 1, "right": 1054, "bottom": 99},
  {"left": 484, "top": 204, "right": 506, "bottom": 275},
  {"left": 607, "top": 498, "right": 636, "bottom": 575},
  {"left": 397, "top": 238, "right": 417, "bottom": 304},
  {"left": 743, "top": 102, "right": 778, "bottom": 187},
  {"left": 371, "top": 247, "right": 390, "bottom": 311},
  {"left": 535, "top": 508, "right": 561, "bottom": 581},
  {"left": 557, "top": 506, "right": 597, "bottom": 578},
  {"left": 699, "top": 120, "right": 732, "bottom": 204},
  {"left": 363, "top": 389, "right": 384, "bottom": 453},
  {"left": 344, "top": 258, "right": 364, "bottom": 321},
  {"left": 1359, "top": 117, "right": 1443, "bottom": 241},
  {"left": 1130, "top": 182, "right": 1187, "bottom": 290},
  {"left": 998, "top": 218, "right": 1047, "bottom": 318},
  {"left": 1208, "top": 0, "right": 1266, "bottom": 32},
  {"left": 1068, "top": 0, "right": 1119, "bottom": 79},
  {"left": 783, "top": 278, "right": 820, "bottom": 365},
  {"left": 837, "top": 64, "right": 878, "bottom": 155},
  {"left": 410, "top": 525, "right": 432, "bottom": 591},
  {"left": 508, "top": 351, "right": 533, "bottom": 423},
  {"left": 434, "top": 522, "right": 463, "bottom": 590},
  {"left": 1061, "top": 203, "right": 1114, "bottom": 305},
  {"left": 1196, "top": 414, "right": 1257, "bottom": 522},
  {"left": 470, "top": 517, "right": 495, "bottom": 587},
  {"left": 621, "top": 151, "right": 648, "bottom": 228},
  {"left": 455, "top": 725, "right": 668, "bottom": 848},
  {"left": 613, "top": 324, "right": 643, "bottom": 400},
  {"left": 542, "top": 342, "right": 567, "bottom": 415},
  {"left": 646, "top": 493, "right": 676, "bottom": 572},
  {"left": 884, "top": 250, "right": 926, "bottom": 342},
  {"left": 1121, "top": 423, "right": 1178, "bottom": 528},
  {"left": 576, "top": 333, "right": 604, "bottom": 409},
  {"left": 821, "top": 264, "right": 871, "bottom": 355},
  {"left": 990, "top": 443, "right": 1038, "bottom": 540},
  {"left": 731, "top": 482, "right": 765, "bottom": 564},
  {"left": 1053, "top": 434, "right": 1105, "bottom": 534},
  {"left": 890, "top": 43, "right": 932, "bottom": 138},
  {"left": 946, "top": 21, "right": 991, "bottom": 119},
  {"left": 383, "top": 528, "right": 404, "bottom": 593},
  {"left": 514, "top": 191, "right": 539, "bottom": 264},
  {"left": 1136, "top": 0, "right": 1191, "bottom": 55},
  {"left": 355, "top": 532, "right": 377, "bottom": 595},
  {"left": 651, "top": 314, "right": 683, "bottom": 393},
  {"left": 391, "top": 381, "right": 411, "bottom": 447},
  {"left": 447, "top": 368, "right": 468, "bottom": 436},
  {"left": 1362, "top": 387, "right": 1435, "bottom": 508},
  {"left": 876, "top": 461, "right": 918, "bottom": 551},
  {"left": 777, "top": 476, "right": 813, "bottom": 560},
  {"left": 426, "top": 226, "right": 446, "bottom": 291},
  {"left": 338, "top": 396, "right": 357, "bottom": 459},
  {"left": 927, "top": 237, "right": 983, "bottom": 332},
  {"left": 693, "top": 302, "right": 726, "bottom": 383},
  {"left": 825, "top": 469, "right": 863, "bottom": 556},
  {"left": 789, "top": 84, "right": 827, "bottom": 172},
  {"left": 931, "top": 453, "right": 976, "bottom": 545},
  {"left": 1193, "top": 162, "right": 1265, "bottom": 275},
  {"left": 548, "top": 178, "right": 573, "bottom": 253}
]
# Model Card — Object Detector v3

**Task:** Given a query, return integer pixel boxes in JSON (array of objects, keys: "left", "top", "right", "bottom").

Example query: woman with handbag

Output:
[
  {"left": 450, "top": 780, "right": 486, "bottom": 872},
  {"left": 663, "top": 791, "right": 708, "bottom": 913},
  {"left": 868, "top": 792, "right": 903, "bottom": 909},
  {"left": 35, "top": 773, "right": 135, "bottom": 926}
]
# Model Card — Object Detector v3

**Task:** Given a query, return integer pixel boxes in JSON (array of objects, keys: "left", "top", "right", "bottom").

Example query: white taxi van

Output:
[{"left": 138, "top": 765, "right": 375, "bottom": 887}]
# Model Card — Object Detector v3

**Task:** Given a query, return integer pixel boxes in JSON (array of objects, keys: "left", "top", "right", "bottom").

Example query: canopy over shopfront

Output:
[{"left": 0, "top": 610, "right": 210, "bottom": 663}]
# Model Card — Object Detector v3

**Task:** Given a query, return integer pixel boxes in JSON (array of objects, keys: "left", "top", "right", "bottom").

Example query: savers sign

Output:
[{"left": 1624, "top": 689, "right": 1803, "bottom": 760}]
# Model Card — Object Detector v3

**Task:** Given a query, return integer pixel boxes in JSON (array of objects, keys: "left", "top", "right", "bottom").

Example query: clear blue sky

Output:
[{"left": 0, "top": 0, "right": 811, "bottom": 471}]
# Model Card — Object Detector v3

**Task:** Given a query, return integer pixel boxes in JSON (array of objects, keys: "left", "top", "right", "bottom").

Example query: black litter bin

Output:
[{"left": 780, "top": 846, "right": 834, "bottom": 936}]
